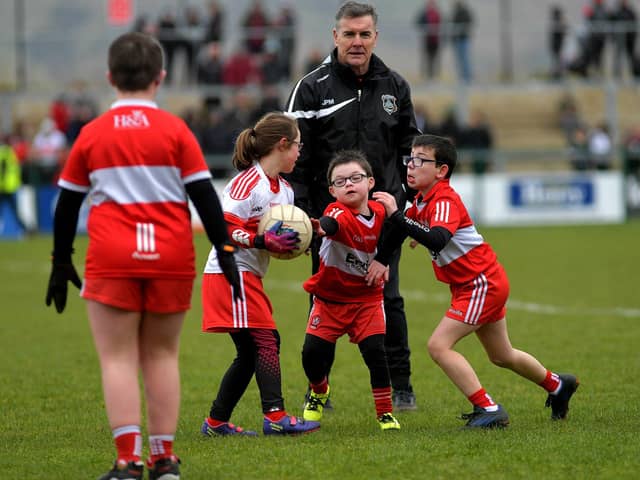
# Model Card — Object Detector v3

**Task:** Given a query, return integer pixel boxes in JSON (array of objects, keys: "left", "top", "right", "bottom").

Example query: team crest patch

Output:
[
  {"left": 310, "top": 316, "right": 321, "bottom": 329},
  {"left": 381, "top": 94, "right": 398, "bottom": 115}
]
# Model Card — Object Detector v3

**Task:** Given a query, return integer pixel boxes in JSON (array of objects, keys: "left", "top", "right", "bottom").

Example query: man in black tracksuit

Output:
[{"left": 285, "top": 1, "right": 421, "bottom": 410}]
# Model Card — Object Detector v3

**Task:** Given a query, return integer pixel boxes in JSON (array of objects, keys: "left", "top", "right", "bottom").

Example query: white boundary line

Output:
[{"left": 263, "top": 280, "right": 640, "bottom": 319}]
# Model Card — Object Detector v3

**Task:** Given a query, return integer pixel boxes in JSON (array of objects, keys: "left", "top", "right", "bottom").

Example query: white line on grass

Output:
[{"left": 263, "top": 280, "right": 640, "bottom": 319}]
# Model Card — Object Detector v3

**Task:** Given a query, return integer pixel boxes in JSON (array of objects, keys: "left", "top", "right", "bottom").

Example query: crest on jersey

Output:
[
  {"left": 310, "top": 315, "right": 321, "bottom": 329},
  {"left": 381, "top": 94, "right": 398, "bottom": 115}
]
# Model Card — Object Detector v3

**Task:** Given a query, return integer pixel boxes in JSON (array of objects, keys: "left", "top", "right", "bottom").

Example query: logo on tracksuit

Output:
[{"left": 381, "top": 94, "right": 398, "bottom": 115}]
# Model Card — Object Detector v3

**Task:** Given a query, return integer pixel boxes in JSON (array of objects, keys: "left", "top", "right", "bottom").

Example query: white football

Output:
[{"left": 257, "top": 204, "right": 313, "bottom": 259}]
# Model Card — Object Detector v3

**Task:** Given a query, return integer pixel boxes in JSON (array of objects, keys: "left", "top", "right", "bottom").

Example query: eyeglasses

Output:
[
  {"left": 402, "top": 155, "right": 437, "bottom": 167},
  {"left": 291, "top": 140, "right": 303, "bottom": 151},
  {"left": 330, "top": 173, "right": 368, "bottom": 187}
]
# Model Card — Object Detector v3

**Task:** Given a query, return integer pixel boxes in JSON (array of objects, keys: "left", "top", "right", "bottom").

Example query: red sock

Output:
[
  {"left": 205, "top": 417, "right": 225, "bottom": 428},
  {"left": 468, "top": 388, "right": 498, "bottom": 411},
  {"left": 372, "top": 386, "right": 393, "bottom": 417},
  {"left": 539, "top": 370, "right": 561, "bottom": 393},
  {"left": 310, "top": 377, "right": 329, "bottom": 394},
  {"left": 113, "top": 425, "right": 142, "bottom": 463},
  {"left": 264, "top": 409, "right": 287, "bottom": 422},
  {"left": 149, "top": 435, "right": 174, "bottom": 464}
]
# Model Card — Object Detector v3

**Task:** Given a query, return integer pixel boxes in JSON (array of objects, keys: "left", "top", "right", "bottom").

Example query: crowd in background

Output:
[
  {"left": 549, "top": 0, "right": 639, "bottom": 80},
  {"left": 5, "top": 0, "right": 640, "bottom": 199},
  {"left": 134, "top": 0, "right": 297, "bottom": 87}
]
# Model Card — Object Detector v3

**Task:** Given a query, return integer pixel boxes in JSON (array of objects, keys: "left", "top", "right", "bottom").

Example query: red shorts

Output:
[
  {"left": 81, "top": 277, "right": 193, "bottom": 313},
  {"left": 446, "top": 263, "right": 509, "bottom": 326},
  {"left": 306, "top": 297, "right": 386, "bottom": 344},
  {"left": 202, "top": 271, "right": 274, "bottom": 332}
]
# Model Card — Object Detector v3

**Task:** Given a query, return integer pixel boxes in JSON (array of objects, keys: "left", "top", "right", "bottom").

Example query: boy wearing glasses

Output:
[
  {"left": 301, "top": 150, "right": 401, "bottom": 431},
  {"left": 369, "top": 135, "right": 578, "bottom": 428}
]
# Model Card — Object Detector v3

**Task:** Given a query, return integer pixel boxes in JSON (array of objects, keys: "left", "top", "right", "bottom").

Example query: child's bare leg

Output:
[
  {"left": 427, "top": 316, "right": 483, "bottom": 396},
  {"left": 475, "top": 318, "right": 547, "bottom": 383}
]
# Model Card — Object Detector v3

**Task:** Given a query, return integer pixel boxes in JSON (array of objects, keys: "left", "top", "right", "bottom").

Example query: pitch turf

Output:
[{"left": 2, "top": 221, "right": 639, "bottom": 479}]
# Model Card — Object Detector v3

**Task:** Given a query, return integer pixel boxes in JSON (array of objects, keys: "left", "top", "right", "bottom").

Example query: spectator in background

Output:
[
  {"left": 622, "top": 125, "right": 640, "bottom": 176},
  {"left": 31, "top": 117, "right": 67, "bottom": 185},
  {"left": 556, "top": 93, "right": 584, "bottom": 141},
  {"left": 203, "top": 0, "right": 225, "bottom": 44},
  {"left": 49, "top": 94, "right": 70, "bottom": 137},
  {"left": 303, "top": 48, "right": 325, "bottom": 74},
  {"left": 242, "top": 0, "right": 270, "bottom": 55},
  {"left": 569, "top": 125, "right": 591, "bottom": 171},
  {"left": 182, "top": 4, "right": 206, "bottom": 81},
  {"left": 197, "top": 41, "right": 225, "bottom": 84},
  {"left": 461, "top": 110, "right": 493, "bottom": 174},
  {"left": 7, "top": 120, "right": 31, "bottom": 166},
  {"left": 132, "top": 14, "right": 156, "bottom": 35},
  {"left": 439, "top": 106, "right": 461, "bottom": 143},
  {"left": 66, "top": 102, "right": 97, "bottom": 145},
  {"left": 450, "top": 1, "right": 473, "bottom": 83},
  {"left": 585, "top": 0, "right": 610, "bottom": 77},
  {"left": 548, "top": 5, "right": 568, "bottom": 80},
  {"left": 157, "top": 8, "right": 182, "bottom": 84},
  {"left": 273, "top": 3, "right": 297, "bottom": 80},
  {"left": 611, "top": 0, "right": 637, "bottom": 79},
  {"left": 588, "top": 122, "right": 613, "bottom": 170},
  {"left": 415, "top": 0, "right": 442, "bottom": 80},
  {"left": 0, "top": 138, "right": 28, "bottom": 232},
  {"left": 222, "top": 45, "right": 262, "bottom": 85}
]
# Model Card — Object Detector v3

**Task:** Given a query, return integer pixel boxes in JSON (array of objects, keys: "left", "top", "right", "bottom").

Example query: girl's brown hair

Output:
[{"left": 232, "top": 112, "right": 299, "bottom": 171}]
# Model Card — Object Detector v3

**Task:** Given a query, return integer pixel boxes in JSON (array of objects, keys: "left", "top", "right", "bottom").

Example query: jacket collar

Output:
[{"left": 330, "top": 48, "right": 389, "bottom": 83}]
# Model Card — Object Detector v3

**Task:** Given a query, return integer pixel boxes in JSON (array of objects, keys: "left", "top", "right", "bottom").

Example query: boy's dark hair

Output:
[
  {"left": 336, "top": 1, "right": 378, "bottom": 27},
  {"left": 108, "top": 32, "right": 163, "bottom": 92},
  {"left": 411, "top": 134, "right": 457, "bottom": 178},
  {"left": 327, "top": 149, "right": 373, "bottom": 184}
]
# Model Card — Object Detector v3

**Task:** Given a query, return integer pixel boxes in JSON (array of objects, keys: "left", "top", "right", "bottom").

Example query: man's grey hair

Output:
[{"left": 335, "top": 1, "right": 378, "bottom": 28}]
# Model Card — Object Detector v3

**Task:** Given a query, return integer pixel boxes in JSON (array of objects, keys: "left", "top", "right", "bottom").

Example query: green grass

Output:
[{"left": 2, "top": 222, "right": 640, "bottom": 479}]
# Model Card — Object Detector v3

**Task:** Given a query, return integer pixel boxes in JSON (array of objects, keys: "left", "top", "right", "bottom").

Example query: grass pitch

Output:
[{"left": 1, "top": 221, "right": 639, "bottom": 479}]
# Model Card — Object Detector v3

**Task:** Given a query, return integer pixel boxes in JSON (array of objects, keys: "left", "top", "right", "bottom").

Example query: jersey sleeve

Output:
[
  {"left": 425, "top": 193, "right": 461, "bottom": 235},
  {"left": 58, "top": 135, "right": 91, "bottom": 193},
  {"left": 223, "top": 187, "right": 261, "bottom": 248}
]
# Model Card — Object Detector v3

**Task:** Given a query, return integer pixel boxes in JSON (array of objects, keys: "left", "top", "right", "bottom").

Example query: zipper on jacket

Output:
[{"left": 356, "top": 89, "right": 362, "bottom": 148}]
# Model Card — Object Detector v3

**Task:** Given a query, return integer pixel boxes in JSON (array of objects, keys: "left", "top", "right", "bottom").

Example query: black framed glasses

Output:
[
  {"left": 291, "top": 140, "right": 303, "bottom": 151},
  {"left": 330, "top": 173, "right": 368, "bottom": 187},
  {"left": 402, "top": 155, "right": 437, "bottom": 167}
]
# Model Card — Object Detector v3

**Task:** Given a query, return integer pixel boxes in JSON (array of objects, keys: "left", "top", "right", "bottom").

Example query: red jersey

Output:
[
  {"left": 304, "top": 200, "right": 386, "bottom": 303},
  {"left": 406, "top": 179, "right": 497, "bottom": 285},
  {"left": 58, "top": 99, "right": 211, "bottom": 279}
]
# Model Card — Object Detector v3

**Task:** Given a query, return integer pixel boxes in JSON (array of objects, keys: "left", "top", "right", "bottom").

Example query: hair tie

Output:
[{"left": 250, "top": 128, "right": 256, "bottom": 137}]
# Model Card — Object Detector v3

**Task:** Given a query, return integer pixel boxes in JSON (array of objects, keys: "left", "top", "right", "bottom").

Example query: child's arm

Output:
[{"left": 372, "top": 191, "right": 451, "bottom": 254}]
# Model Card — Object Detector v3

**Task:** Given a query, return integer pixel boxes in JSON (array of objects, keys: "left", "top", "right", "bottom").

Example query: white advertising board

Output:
[{"left": 451, "top": 171, "right": 625, "bottom": 226}]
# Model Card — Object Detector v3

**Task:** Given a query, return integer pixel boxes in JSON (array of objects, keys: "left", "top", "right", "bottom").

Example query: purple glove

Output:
[{"left": 261, "top": 220, "right": 300, "bottom": 254}]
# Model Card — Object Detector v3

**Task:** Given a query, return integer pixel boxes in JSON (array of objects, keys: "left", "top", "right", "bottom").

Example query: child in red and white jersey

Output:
[
  {"left": 200, "top": 112, "right": 320, "bottom": 437},
  {"left": 369, "top": 134, "right": 579, "bottom": 428},
  {"left": 45, "top": 32, "right": 241, "bottom": 479},
  {"left": 301, "top": 150, "right": 400, "bottom": 431}
]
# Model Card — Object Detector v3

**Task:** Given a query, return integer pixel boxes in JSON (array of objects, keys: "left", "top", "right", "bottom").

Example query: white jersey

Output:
[{"left": 203, "top": 163, "right": 294, "bottom": 278}]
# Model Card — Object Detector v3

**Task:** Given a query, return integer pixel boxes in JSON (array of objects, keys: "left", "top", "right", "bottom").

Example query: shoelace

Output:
[
  {"left": 306, "top": 395, "right": 324, "bottom": 411},
  {"left": 378, "top": 413, "right": 395, "bottom": 423}
]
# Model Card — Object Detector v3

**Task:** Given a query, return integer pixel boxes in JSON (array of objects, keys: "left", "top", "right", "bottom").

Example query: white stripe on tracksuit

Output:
[
  {"left": 464, "top": 273, "right": 488, "bottom": 325},
  {"left": 232, "top": 274, "right": 248, "bottom": 328}
]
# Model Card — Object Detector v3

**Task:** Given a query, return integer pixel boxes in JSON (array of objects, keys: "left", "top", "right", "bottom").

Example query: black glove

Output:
[
  {"left": 217, "top": 241, "right": 243, "bottom": 301},
  {"left": 45, "top": 253, "right": 82, "bottom": 314}
]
